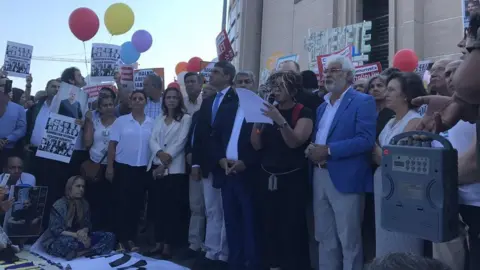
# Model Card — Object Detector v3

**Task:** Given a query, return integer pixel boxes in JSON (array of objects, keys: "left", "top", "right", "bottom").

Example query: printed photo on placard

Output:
[
  {"left": 90, "top": 43, "right": 121, "bottom": 80},
  {"left": 50, "top": 82, "right": 88, "bottom": 120},
  {"left": 3, "top": 186, "right": 48, "bottom": 238},
  {"left": 3, "top": 41, "right": 33, "bottom": 78},
  {"left": 36, "top": 114, "right": 81, "bottom": 163}
]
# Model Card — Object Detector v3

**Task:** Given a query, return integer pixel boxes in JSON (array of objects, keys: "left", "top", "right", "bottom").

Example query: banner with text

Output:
[
  {"left": 83, "top": 84, "right": 117, "bottom": 110},
  {"left": 120, "top": 64, "right": 135, "bottom": 90},
  {"left": 91, "top": 43, "right": 121, "bottom": 81},
  {"left": 3, "top": 41, "right": 33, "bottom": 78},
  {"left": 200, "top": 61, "right": 215, "bottom": 83},
  {"left": 216, "top": 29, "right": 235, "bottom": 61},
  {"left": 36, "top": 113, "right": 81, "bottom": 163},
  {"left": 134, "top": 68, "right": 165, "bottom": 90},
  {"left": 354, "top": 62, "right": 382, "bottom": 82},
  {"left": 316, "top": 46, "right": 353, "bottom": 83}
]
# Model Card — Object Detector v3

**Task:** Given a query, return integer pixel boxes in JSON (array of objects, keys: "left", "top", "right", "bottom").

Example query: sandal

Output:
[
  {"left": 116, "top": 242, "right": 126, "bottom": 252},
  {"left": 127, "top": 240, "right": 140, "bottom": 252},
  {"left": 144, "top": 244, "right": 163, "bottom": 256}
]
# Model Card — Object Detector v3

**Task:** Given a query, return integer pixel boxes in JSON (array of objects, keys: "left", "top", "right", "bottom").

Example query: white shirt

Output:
[
  {"left": 0, "top": 172, "right": 36, "bottom": 187},
  {"left": 144, "top": 98, "right": 163, "bottom": 119},
  {"left": 314, "top": 90, "right": 348, "bottom": 145},
  {"left": 184, "top": 95, "right": 202, "bottom": 115},
  {"left": 89, "top": 113, "right": 113, "bottom": 164},
  {"left": 30, "top": 102, "right": 51, "bottom": 147},
  {"left": 226, "top": 108, "right": 245, "bottom": 161},
  {"left": 436, "top": 121, "right": 480, "bottom": 206},
  {"left": 110, "top": 114, "right": 154, "bottom": 167}
]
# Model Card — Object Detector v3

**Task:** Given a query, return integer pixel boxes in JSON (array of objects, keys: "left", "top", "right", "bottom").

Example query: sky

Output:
[{"left": 0, "top": 0, "right": 223, "bottom": 94}]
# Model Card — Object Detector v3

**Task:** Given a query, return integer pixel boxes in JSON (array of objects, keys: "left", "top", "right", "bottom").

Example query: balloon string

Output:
[
  {"left": 109, "top": 35, "right": 113, "bottom": 43},
  {"left": 83, "top": 42, "right": 90, "bottom": 85}
]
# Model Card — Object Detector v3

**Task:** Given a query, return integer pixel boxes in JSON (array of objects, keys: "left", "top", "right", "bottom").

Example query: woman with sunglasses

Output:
[
  {"left": 82, "top": 95, "right": 116, "bottom": 232},
  {"left": 106, "top": 90, "right": 154, "bottom": 252}
]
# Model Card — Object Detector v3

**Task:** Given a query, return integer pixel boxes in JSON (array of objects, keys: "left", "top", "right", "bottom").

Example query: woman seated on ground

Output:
[{"left": 41, "top": 176, "right": 115, "bottom": 260}]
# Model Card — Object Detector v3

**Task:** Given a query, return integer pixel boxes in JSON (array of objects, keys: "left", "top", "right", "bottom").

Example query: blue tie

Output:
[{"left": 211, "top": 92, "right": 224, "bottom": 124}]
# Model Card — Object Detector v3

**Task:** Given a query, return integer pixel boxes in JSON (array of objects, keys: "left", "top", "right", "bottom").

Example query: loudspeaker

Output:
[{"left": 381, "top": 131, "right": 459, "bottom": 243}]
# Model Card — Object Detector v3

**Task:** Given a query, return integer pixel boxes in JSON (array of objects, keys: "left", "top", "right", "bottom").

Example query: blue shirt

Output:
[{"left": 0, "top": 101, "right": 26, "bottom": 148}]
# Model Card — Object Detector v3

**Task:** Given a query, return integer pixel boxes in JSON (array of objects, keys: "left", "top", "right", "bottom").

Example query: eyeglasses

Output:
[{"left": 236, "top": 79, "right": 252, "bottom": 84}]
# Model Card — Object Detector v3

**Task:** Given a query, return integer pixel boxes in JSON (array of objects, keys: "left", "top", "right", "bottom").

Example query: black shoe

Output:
[
  {"left": 191, "top": 256, "right": 214, "bottom": 270},
  {"left": 176, "top": 248, "right": 200, "bottom": 261},
  {"left": 212, "top": 260, "right": 228, "bottom": 270}
]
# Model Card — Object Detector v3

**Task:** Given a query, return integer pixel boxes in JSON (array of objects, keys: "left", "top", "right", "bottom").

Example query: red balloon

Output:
[
  {"left": 69, "top": 8, "right": 100, "bottom": 42},
  {"left": 392, "top": 49, "right": 419, "bottom": 72},
  {"left": 187, "top": 57, "right": 203, "bottom": 72},
  {"left": 168, "top": 82, "right": 181, "bottom": 89}
]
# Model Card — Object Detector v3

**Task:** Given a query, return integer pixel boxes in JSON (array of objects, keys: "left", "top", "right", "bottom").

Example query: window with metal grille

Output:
[{"left": 363, "top": 0, "right": 389, "bottom": 70}]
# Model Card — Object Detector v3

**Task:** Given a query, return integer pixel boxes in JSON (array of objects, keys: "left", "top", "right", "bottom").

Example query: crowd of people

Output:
[{"left": 1, "top": 9, "right": 480, "bottom": 270}]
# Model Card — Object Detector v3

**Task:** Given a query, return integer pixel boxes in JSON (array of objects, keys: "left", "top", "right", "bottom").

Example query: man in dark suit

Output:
[
  {"left": 211, "top": 88, "right": 260, "bottom": 270},
  {"left": 191, "top": 62, "right": 237, "bottom": 270}
]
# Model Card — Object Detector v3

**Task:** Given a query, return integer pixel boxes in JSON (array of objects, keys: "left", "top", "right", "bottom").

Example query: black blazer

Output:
[
  {"left": 191, "top": 87, "right": 238, "bottom": 178},
  {"left": 185, "top": 111, "right": 200, "bottom": 156},
  {"left": 210, "top": 94, "right": 259, "bottom": 188}
]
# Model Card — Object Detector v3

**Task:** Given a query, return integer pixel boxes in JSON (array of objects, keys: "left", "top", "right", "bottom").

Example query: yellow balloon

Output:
[{"left": 104, "top": 3, "right": 135, "bottom": 36}]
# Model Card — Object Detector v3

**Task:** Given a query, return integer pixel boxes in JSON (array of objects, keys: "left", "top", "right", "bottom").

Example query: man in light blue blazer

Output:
[{"left": 306, "top": 55, "right": 376, "bottom": 270}]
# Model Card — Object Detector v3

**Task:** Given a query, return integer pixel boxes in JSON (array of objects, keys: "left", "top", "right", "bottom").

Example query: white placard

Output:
[
  {"left": 3, "top": 41, "right": 33, "bottom": 78},
  {"left": 35, "top": 113, "right": 81, "bottom": 163},
  {"left": 91, "top": 43, "right": 121, "bottom": 81}
]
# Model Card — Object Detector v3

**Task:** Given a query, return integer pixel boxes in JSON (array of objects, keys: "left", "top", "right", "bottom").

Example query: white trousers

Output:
[
  {"left": 202, "top": 174, "right": 228, "bottom": 261},
  {"left": 313, "top": 168, "right": 364, "bottom": 270},
  {"left": 188, "top": 178, "right": 206, "bottom": 251}
]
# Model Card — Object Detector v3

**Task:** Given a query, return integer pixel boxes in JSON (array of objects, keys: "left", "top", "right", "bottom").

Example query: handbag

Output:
[{"left": 80, "top": 152, "right": 108, "bottom": 182}]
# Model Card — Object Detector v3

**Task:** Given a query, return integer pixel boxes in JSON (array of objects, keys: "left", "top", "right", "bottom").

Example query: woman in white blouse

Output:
[
  {"left": 146, "top": 87, "right": 191, "bottom": 258},
  {"left": 105, "top": 90, "right": 154, "bottom": 252},
  {"left": 83, "top": 95, "right": 116, "bottom": 232},
  {"left": 372, "top": 72, "right": 427, "bottom": 257}
]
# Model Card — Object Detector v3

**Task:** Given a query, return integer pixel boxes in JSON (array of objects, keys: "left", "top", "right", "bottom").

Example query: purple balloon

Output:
[{"left": 132, "top": 30, "right": 153, "bottom": 53}]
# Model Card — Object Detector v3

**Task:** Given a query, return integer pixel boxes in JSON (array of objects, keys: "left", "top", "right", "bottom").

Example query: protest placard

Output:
[
  {"left": 276, "top": 54, "right": 299, "bottom": 70},
  {"left": 200, "top": 61, "right": 215, "bottom": 83},
  {"left": 83, "top": 84, "right": 117, "bottom": 110},
  {"left": 36, "top": 113, "right": 81, "bottom": 163},
  {"left": 50, "top": 82, "right": 88, "bottom": 120},
  {"left": 3, "top": 41, "right": 33, "bottom": 78},
  {"left": 216, "top": 29, "right": 235, "bottom": 61},
  {"left": 90, "top": 43, "right": 121, "bottom": 80},
  {"left": 354, "top": 62, "right": 382, "bottom": 82},
  {"left": 134, "top": 68, "right": 165, "bottom": 90},
  {"left": 3, "top": 186, "right": 48, "bottom": 238},
  {"left": 120, "top": 64, "right": 135, "bottom": 89},
  {"left": 316, "top": 46, "right": 353, "bottom": 83}
]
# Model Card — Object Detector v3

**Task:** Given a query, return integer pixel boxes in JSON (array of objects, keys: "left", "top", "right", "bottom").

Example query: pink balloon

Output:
[{"left": 132, "top": 30, "right": 153, "bottom": 53}]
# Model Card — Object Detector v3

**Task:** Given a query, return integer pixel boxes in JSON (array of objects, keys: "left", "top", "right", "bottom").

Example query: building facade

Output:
[
  {"left": 233, "top": 0, "right": 464, "bottom": 85},
  {"left": 227, "top": 0, "right": 263, "bottom": 81}
]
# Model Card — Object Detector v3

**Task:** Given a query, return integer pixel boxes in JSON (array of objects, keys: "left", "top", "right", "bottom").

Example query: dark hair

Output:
[
  {"left": 267, "top": 71, "right": 303, "bottom": 99},
  {"left": 100, "top": 87, "right": 117, "bottom": 100},
  {"left": 283, "top": 60, "right": 300, "bottom": 72},
  {"left": 184, "top": 72, "right": 203, "bottom": 83},
  {"left": 365, "top": 75, "right": 387, "bottom": 95},
  {"left": 45, "top": 78, "right": 60, "bottom": 90},
  {"left": 301, "top": 70, "right": 318, "bottom": 89},
  {"left": 214, "top": 61, "right": 236, "bottom": 85},
  {"left": 130, "top": 90, "right": 147, "bottom": 101},
  {"left": 61, "top": 67, "right": 80, "bottom": 84},
  {"left": 11, "top": 88, "right": 24, "bottom": 104},
  {"left": 97, "top": 95, "right": 115, "bottom": 109},
  {"left": 146, "top": 74, "right": 163, "bottom": 89},
  {"left": 162, "top": 87, "right": 186, "bottom": 121},
  {"left": 386, "top": 72, "right": 427, "bottom": 109},
  {"left": 381, "top": 67, "right": 401, "bottom": 77}
]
